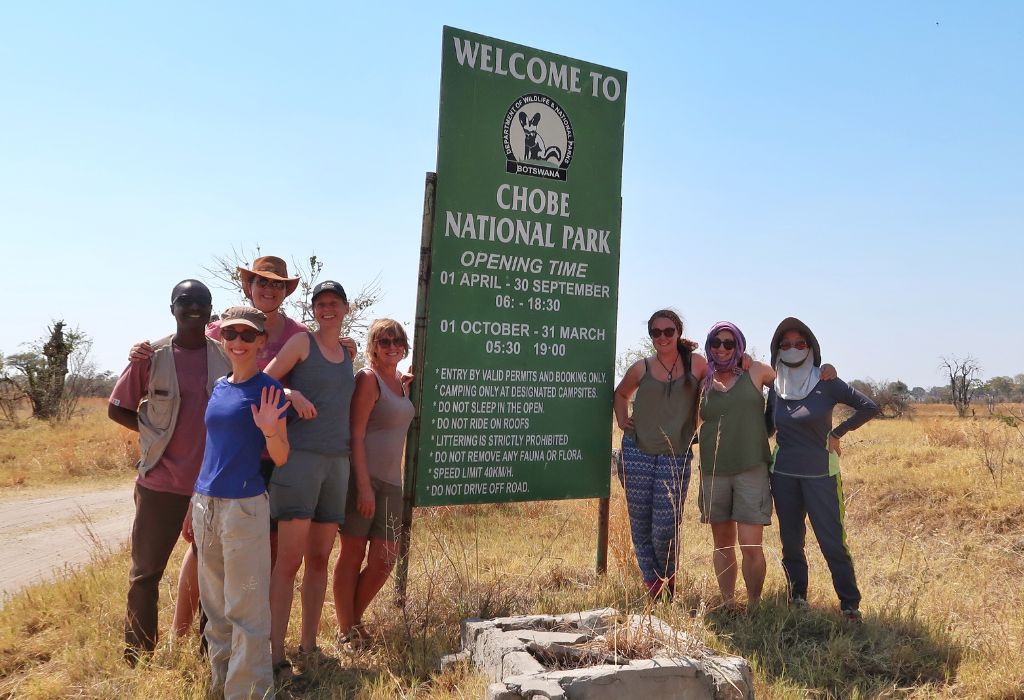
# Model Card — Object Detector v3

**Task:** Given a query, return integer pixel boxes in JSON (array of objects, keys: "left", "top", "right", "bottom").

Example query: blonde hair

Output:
[{"left": 366, "top": 318, "right": 409, "bottom": 365}]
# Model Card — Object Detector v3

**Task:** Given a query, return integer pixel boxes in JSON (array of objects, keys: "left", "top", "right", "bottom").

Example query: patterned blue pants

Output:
[{"left": 620, "top": 435, "right": 692, "bottom": 584}]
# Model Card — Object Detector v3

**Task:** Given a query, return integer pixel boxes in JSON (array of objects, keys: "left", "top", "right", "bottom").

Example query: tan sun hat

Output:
[
  {"left": 220, "top": 306, "right": 267, "bottom": 333},
  {"left": 237, "top": 255, "right": 300, "bottom": 297}
]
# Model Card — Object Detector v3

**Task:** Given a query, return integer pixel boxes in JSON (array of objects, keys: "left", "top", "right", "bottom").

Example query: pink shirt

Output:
[
  {"left": 206, "top": 316, "right": 307, "bottom": 370},
  {"left": 109, "top": 344, "right": 210, "bottom": 496}
]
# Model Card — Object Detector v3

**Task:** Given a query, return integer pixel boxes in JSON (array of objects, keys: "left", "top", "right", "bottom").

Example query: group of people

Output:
[
  {"left": 614, "top": 311, "right": 879, "bottom": 620},
  {"left": 109, "top": 256, "right": 413, "bottom": 699},
  {"left": 110, "top": 261, "right": 877, "bottom": 695}
]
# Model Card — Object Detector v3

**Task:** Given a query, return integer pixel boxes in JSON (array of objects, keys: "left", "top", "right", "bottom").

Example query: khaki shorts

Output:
[
  {"left": 698, "top": 464, "right": 773, "bottom": 525},
  {"left": 340, "top": 477, "right": 403, "bottom": 541}
]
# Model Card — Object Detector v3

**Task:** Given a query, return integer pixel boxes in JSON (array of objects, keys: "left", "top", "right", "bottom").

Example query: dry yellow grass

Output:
[
  {"left": 0, "top": 398, "right": 138, "bottom": 490},
  {"left": 2, "top": 405, "right": 1023, "bottom": 698}
]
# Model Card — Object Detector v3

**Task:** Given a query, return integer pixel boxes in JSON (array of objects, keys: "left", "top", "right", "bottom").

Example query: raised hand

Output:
[{"left": 251, "top": 386, "right": 291, "bottom": 435}]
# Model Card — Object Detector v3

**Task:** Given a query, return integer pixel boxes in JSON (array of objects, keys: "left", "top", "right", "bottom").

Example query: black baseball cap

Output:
[{"left": 311, "top": 280, "right": 347, "bottom": 303}]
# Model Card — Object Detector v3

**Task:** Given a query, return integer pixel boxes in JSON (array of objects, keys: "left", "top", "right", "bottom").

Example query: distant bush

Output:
[{"left": 850, "top": 379, "right": 911, "bottom": 419}]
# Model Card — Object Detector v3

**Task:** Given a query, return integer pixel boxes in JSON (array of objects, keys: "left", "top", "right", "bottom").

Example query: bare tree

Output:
[
  {"left": 202, "top": 247, "right": 383, "bottom": 343},
  {"left": 615, "top": 337, "right": 654, "bottom": 379},
  {"left": 940, "top": 355, "right": 982, "bottom": 418}
]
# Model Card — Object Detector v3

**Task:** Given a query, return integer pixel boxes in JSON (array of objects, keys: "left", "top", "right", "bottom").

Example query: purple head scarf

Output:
[{"left": 703, "top": 321, "right": 746, "bottom": 389}]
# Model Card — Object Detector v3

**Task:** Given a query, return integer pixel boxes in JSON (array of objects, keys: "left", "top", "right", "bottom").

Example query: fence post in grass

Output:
[{"left": 395, "top": 171, "right": 437, "bottom": 606}]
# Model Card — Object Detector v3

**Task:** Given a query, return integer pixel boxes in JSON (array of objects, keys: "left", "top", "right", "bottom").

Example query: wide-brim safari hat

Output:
[
  {"left": 770, "top": 317, "right": 822, "bottom": 368},
  {"left": 237, "top": 255, "right": 300, "bottom": 297}
]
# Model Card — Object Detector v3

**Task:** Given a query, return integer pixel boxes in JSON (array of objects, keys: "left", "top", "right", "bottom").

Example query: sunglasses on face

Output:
[
  {"left": 254, "top": 277, "right": 286, "bottom": 290},
  {"left": 649, "top": 327, "right": 677, "bottom": 339},
  {"left": 377, "top": 337, "right": 407, "bottom": 349},
  {"left": 221, "top": 327, "right": 261, "bottom": 343},
  {"left": 779, "top": 340, "right": 808, "bottom": 351},
  {"left": 173, "top": 296, "right": 211, "bottom": 307},
  {"left": 708, "top": 338, "right": 737, "bottom": 350}
]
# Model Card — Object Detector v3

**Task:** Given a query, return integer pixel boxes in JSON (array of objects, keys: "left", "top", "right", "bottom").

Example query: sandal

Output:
[{"left": 336, "top": 624, "right": 372, "bottom": 651}]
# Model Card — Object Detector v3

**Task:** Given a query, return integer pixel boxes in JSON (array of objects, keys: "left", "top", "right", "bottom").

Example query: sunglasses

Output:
[
  {"left": 254, "top": 277, "right": 286, "bottom": 290},
  {"left": 221, "top": 327, "right": 262, "bottom": 343},
  {"left": 377, "top": 337, "right": 407, "bottom": 349},
  {"left": 649, "top": 327, "right": 677, "bottom": 339},
  {"left": 708, "top": 338, "right": 737, "bottom": 350},
  {"left": 172, "top": 296, "right": 211, "bottom": 307},
  {"left": 779, "top": 340, "right": 808, "bottom": 351}
]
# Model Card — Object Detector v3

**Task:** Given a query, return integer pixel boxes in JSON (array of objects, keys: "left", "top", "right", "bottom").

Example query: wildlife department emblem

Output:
[{"left": 502, "top": 94, "right": 575, "bottom": 181}]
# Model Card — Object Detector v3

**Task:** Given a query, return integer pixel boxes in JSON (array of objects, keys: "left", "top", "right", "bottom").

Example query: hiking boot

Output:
[
  {"left": 841, "top": 608, "right": 863, "bottom": 624},
  {"left": 790, "top": 596, "right": 809, "bottom": 609},
  {"left": 274, "top": 659, "right": 308, "bottom": 691},
  {"left": 295, "top": 645, "right": 328, "bottom": 673}
]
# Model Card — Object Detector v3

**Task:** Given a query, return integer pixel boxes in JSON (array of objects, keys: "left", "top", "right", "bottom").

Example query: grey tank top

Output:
[
  {"left": 362, "top": 368, "right": 415, "bottom": 486},
  {"left": 286, "top": 333, "right": 354, "bottom": 455},
  {"left": 626, "top": 358, "right": 699, "bottom": 456}
]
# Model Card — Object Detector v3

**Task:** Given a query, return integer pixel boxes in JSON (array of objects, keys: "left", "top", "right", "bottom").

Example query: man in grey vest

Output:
[{"left": 108, "top": 279, "right": 231, "bottom": 665}]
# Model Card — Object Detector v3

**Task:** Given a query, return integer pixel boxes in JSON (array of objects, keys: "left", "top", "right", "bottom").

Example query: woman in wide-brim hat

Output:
[
  {"left": 765, "top": 317, "right": 878, "bottom": 622},
  {"left": 230, "top": 256, "right": 303, "bottom": 367}
]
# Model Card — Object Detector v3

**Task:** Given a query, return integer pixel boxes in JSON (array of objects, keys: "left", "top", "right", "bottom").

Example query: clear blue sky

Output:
[{"left": 1, "top": 2, "right": 1020, "bottom": 389}]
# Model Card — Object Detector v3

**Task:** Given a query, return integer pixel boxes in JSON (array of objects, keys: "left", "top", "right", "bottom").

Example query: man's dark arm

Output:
[{"left": 108, "top": 403, "right": 140, "bottom": 432}]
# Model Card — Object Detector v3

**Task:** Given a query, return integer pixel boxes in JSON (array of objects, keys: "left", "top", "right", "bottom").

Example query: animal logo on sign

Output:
[
  {"left": 503, "top": 93, "right": 574, "bottom": 181},
  {"left": 518, "top": 112, "right": 562, "bottom": 162}
]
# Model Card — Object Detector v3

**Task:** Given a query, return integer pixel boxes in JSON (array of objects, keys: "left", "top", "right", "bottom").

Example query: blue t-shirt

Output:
[{"left": 195, "top": 372, "right": 286, "bottom": 499}]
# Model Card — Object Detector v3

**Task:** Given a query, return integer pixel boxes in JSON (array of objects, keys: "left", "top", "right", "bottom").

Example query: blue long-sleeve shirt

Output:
[{"left": 767, "top": 379, "right": 879, "bottom": 478}]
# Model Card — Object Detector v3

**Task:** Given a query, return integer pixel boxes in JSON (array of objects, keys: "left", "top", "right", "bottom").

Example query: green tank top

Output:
[
  {"left": 626, "top": 358, "right": 699, "bottom": 456},
  {"left": 698, "top": 372, "right": 771, "bottom": 476}
]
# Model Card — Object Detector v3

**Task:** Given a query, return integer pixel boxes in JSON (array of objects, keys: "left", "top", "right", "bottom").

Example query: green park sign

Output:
[{"left": 412, "top": 27, "right": 626, "bottom": 506}]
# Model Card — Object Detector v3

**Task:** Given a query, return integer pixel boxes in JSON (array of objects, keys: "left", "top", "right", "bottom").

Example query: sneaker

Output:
[
  {"left": 790, "top": 596, "right": 809, "bottom": 609},
  {"left": 841, "top": 608, "right": 863, "bottom": 624}
]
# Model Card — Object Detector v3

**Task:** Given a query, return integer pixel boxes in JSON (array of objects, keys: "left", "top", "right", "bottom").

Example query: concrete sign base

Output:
[{"left": 440, "top": 608, "right": 754, "bottom": 699}]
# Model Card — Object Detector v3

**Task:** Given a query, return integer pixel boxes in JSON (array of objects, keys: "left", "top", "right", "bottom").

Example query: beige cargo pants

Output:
[{"left": 192, "top": 493, "right": 274, "bottom": 699}]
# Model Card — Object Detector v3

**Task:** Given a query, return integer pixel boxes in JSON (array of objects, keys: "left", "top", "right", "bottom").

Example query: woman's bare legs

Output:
[
  {"left": 711, "top": 521, "right": 738, "bottom": 605},
  {"left": 298, "top": 522, "right": 338, "bottom": 651}
]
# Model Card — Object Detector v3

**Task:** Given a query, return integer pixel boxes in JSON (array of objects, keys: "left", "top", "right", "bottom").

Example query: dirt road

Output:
[{"left": 0, "top": 482, "right": 136, "bottom": 599}]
